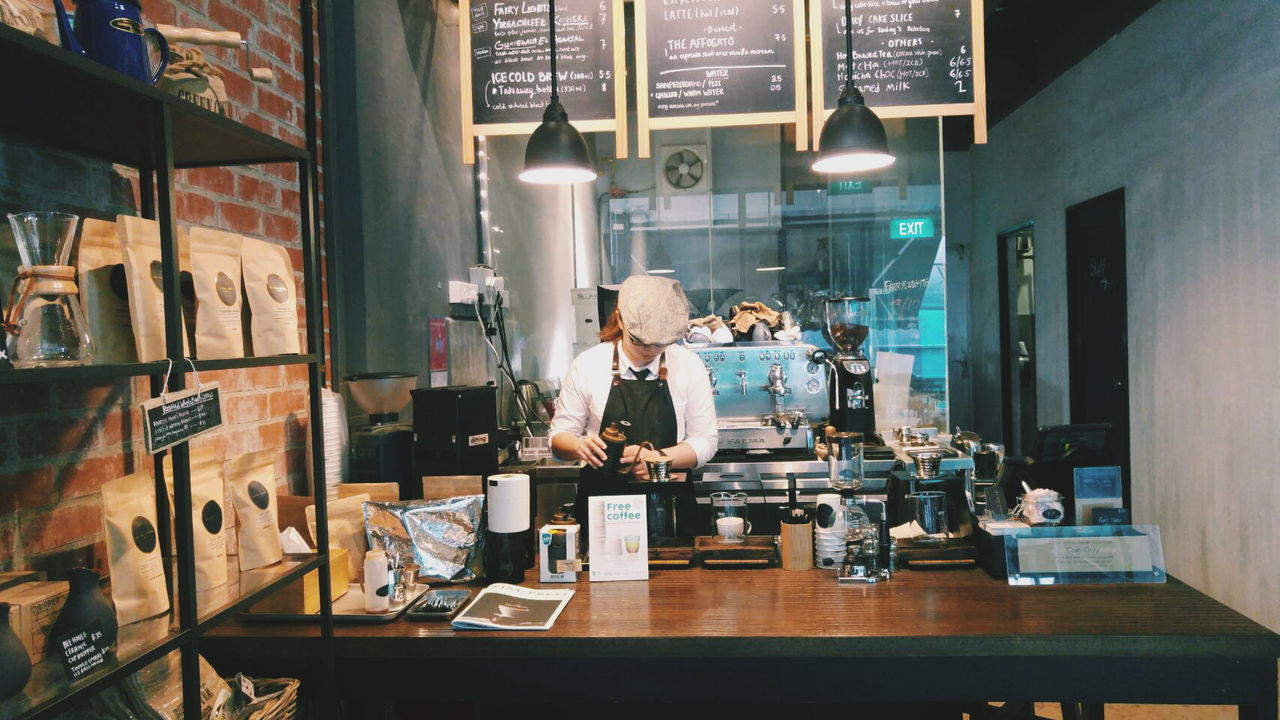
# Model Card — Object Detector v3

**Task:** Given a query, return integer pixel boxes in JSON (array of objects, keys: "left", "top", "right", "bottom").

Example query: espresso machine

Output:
[
  {"left": 346, "top": 372, "right": 416, "bottom": 498},
  {"left": 690, "top": 341, "right": 898, "bottom": 534},
  {"left": 824, "top": 297, "right": 879, "bottom": 442}
]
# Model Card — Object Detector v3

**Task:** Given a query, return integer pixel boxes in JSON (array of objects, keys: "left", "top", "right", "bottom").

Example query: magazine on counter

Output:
[{"left": 450, "top": 583, "right": 575, "bottom": 631}]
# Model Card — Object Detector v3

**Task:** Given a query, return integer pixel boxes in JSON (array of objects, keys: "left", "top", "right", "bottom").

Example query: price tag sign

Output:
[
  {"left": 55, "top": 620, "right": 111, "bottom": 680},
  {"left": 141, "top": 382, "right": 224, "bottom": 454}
]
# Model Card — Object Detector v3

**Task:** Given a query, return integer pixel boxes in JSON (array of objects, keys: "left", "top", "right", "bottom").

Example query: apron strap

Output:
[
  {"left": 658, "top": 352, "right": 668, "bottom": 386},
  {"left": 611, "top": 343, "right": 622, "bottom": 387}
]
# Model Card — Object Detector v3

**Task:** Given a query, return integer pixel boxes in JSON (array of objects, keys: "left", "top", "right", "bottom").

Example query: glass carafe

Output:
[
  {"left": 5, "top": 212, "right": 94, "bottom": 367},
  {"left": 709, "top": 491, "right": 750, "bottom": 535}
]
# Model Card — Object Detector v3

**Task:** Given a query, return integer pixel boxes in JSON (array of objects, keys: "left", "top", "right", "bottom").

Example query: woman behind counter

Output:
[{"left": 548, "top": 276, "right": 717, "bottom": 523}]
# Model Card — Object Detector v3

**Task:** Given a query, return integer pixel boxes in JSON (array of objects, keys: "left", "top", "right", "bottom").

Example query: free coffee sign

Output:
[{"left": 140, "top": 382, "right": 224, "bottom": 454}]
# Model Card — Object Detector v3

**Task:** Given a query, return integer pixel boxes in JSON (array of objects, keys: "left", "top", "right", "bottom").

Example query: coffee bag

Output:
[
  {"left": 240, "top": 237, "right": 300, "bottom": 355},
  {"left": 227, "top": 450, "right": 283, "bottom": 570},
  {"left": 188, "top": 227, "right": 244, "bottom": 360},
  {"left": 78, "top": 218, "right": 137, "bottom": 364},
  {"left": 117, "top": 216, "right": 192, "bottom": 362},
  {"left": 306, "top": 492, "right": 370, "bottom": 581},
  {"left": 101, "top": 472, "right": 171, "bottom": 625},
  {"left": 163, "top": 448, "right": 229, "bottom": 590}
]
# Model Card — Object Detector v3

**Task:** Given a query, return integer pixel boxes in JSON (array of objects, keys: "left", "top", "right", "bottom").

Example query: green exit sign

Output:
[
  {"left": 890, "top": 218, "right": 935, "bottom": 239},
  {"left": 829, "top": 179, "right": 875, "bottom": 195}
]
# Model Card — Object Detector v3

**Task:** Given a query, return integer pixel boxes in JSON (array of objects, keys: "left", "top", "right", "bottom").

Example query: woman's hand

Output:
[{"left": 572, "top": 434, "right": 608, "bottom": 467}]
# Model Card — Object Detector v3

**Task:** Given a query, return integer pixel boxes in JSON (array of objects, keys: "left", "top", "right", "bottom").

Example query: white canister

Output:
[{"left": 364, "top": 549, "right": 391, "bottom": 612}]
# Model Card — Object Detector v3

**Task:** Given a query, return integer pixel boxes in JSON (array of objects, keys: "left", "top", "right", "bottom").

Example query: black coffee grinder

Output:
[
  {"left": 346, "top": 372, "right": 416, "bottom": 498},
  {"left": 824, "top": 296, "right": 879, "bottom": 442}
]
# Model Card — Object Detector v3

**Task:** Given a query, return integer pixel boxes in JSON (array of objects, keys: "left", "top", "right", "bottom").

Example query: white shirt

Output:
[{"left": 548, "top": 342, "right": 719, "bottom": 466}]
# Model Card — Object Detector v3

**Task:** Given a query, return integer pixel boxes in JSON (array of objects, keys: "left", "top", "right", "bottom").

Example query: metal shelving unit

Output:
[{"left": 0, "top": 3, "right": 335, "bottom": 717}]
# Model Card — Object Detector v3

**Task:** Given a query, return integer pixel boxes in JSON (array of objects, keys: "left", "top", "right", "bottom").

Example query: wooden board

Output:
[
  {"left": 634, "top": 0, "right": 808, "bottom": 157},
  {"left": 460, "top": 0, "right": 627, "bottom": 163},
  {"left": 694, "top": 535, "right": 779, "bottom": 568},
  {"left": 809, "top": 0, "right": 987, "bottom": 147}
]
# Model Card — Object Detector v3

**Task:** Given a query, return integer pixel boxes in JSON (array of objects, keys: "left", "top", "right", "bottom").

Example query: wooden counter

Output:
[{"left": 203, "top": 568, "right": 1279, "bottom": 717}]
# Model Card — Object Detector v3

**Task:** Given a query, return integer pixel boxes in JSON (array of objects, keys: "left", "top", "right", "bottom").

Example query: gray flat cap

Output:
[{"left": 618, "top": 275, "right": 691, "bottom": 346}]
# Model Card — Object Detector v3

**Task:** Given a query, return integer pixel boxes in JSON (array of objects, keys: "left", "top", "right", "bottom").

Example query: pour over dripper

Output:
[{"left": 4, "top": 212, "right": 94, "bottom": 367}]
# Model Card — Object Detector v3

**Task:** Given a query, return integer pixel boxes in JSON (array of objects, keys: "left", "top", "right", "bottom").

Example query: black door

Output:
[
  {"left": 1065, "top": 189, "right": 1130, "bottom": 506},
  {"left": 997, "top": 225, "right": 1038, "bottom": 457}
]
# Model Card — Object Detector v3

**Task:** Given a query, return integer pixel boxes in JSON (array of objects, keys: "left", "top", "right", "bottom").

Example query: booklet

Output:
[
  {"left": 587, "top": 494, "right": 649, "bottom": 582},
  {"left": 450, "top": 583, "right": 575, "bottom": 631}
]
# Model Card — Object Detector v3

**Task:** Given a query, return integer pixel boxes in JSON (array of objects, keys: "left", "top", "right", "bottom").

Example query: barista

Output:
[{"left": 548, "top": 276, "right": 718, "bottom": 526}]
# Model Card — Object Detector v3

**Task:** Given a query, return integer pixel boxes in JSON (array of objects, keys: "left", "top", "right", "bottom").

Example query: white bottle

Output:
[{"left": 363, "top": 549, "right": 390, "bottom": 612}]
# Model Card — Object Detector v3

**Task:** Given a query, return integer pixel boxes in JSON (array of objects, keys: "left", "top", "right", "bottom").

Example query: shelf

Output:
[
  {"left": 0, "top": 554, "right": 324, "bottom": 720},
  {"left": 0, "top": 24, "right": 306, "bottom": 168},
  {"left": 0, "top": 354, "right": 317, "bottom": 385}
]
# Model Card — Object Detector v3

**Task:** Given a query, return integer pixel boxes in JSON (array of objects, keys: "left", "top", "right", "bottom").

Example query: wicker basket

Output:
[{"left": 228, "top": 677, "right": 300, "bottom": 720}]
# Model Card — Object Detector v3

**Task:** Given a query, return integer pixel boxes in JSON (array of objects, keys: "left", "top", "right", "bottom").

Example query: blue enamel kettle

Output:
[{"left": 53, "top": 0, "right": 169, "bottom": 85}]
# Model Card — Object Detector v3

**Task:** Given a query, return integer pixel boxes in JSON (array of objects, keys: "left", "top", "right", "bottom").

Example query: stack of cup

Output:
[{"left": 812, "top": 493, "right": 847, "bottom": 568}]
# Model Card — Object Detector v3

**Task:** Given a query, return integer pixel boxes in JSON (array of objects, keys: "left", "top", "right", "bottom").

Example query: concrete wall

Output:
[
  {"left": 339, "top": 0, "right": 478, "bottom": 376},
  {"left": 968, "top": 0, "right": 1279, "bottom": 630}
]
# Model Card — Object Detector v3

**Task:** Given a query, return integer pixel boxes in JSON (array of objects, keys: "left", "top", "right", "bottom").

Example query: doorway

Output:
[
  {"left": 997, "top": 224, "right": 1037, "bottom": 457},
  {"left": 1065, "top": 189, "right": 1131, "bottom": 505}
]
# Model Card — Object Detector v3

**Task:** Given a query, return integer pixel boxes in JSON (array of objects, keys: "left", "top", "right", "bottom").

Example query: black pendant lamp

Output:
[
  {"left": 812, "top": 0, "right": 895, "bottom": 175},
  {"left": 520, "top": 0, "right": 597, "bottom": 184}
]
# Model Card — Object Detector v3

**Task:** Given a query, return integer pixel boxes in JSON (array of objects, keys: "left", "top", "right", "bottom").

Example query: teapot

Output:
[{"left": 53, "top": 0, "right": 168, "bottom": 85}]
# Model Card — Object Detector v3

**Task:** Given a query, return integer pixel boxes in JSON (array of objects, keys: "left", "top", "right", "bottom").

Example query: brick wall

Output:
[{"left": 0, "top": 0, "right": 326, "bottom": 576}]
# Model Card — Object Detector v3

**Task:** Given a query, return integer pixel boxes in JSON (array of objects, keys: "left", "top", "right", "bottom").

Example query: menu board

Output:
[
  {"left": 460, "top": 0, "right": 626, "bottom": 163},
  {"left": 809, "top": 0, "right": 987, "bottom": 145},
  {"left": 634, "top": 0, "right": 808, "bottom": 157}
]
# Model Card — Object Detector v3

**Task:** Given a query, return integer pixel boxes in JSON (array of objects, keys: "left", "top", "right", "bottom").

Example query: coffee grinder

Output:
[
  {"left": 346, "top": 372, "right": 416, "bottom": 498},
  {"left": 824, "top": 297, "right": 879, "bottom": 442}
]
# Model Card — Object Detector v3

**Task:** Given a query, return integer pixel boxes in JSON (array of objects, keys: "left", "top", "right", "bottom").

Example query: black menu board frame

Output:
[
  {"left": 633, "top": 0, "right": 809, "bottom": 158},
  {"left": 808, "top": 0, "right": 988, "bottom": 147},
  {"left": 460, "top": 0, "right": 627, "bottom": 163}
]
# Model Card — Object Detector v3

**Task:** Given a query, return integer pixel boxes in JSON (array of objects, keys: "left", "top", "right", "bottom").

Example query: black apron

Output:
[{"left": 574, "top": 344, "right": 678, "bottom": 532}]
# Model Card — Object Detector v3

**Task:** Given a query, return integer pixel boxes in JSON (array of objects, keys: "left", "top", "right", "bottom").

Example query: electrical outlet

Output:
[{"left": 448, "top": 280, "right": 479, "bottom": 304}]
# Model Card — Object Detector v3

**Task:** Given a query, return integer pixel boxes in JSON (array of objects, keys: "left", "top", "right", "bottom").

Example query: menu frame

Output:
[
  {"left": 808, "top": 0, "right": 988, "bottom": 147},
  {"left": 459, "top": 0, "right": 629, "bottom": 164},
  {"left": 633, "top": 0, "right": 809, "bottom": 158}
]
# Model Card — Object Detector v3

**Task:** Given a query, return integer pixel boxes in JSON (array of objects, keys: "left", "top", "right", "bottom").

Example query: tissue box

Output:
[
  {"left": 0, "top": 580, "right": 69, "bottom": 663},
  {"left": 539, "top": 523, "right": 580, "bottom": 582},
  {"left": 246, "top": 549, "right": 349, "bottom": 615}
]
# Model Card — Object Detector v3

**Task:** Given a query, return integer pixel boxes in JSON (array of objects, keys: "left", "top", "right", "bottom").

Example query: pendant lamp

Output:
[
  {"left": 812, "top": 0, "right": 895, "bottom": 175},
  {"left": 520, "top": 0, "right": 597, "bottom": 184}
]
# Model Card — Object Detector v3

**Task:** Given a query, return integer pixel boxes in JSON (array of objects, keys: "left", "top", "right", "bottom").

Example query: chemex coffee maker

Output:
[
  {"left": 823, "top": 297, "right": 879, "bottom": 442},
  {"left": 346, "top": 372, "right": 416, "bottom": 499}
]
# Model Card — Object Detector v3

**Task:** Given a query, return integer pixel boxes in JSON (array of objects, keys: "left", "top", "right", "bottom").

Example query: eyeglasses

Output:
[{"left": 627, "top": 333, "right": 668, "bottom": 351}]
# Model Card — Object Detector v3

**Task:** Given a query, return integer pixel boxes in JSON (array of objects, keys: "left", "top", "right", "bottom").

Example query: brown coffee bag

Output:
[
  {"left": 117, "top": 216, "right": 192, "bottom": 362},
  {"left": 78, "top": 218, "right": 137, "bottom": 364},
  {"left": 188, "top": 227, "right": 245, "bottom": 360},
  {"left": 240, "top": 237, "right": 301, "bottom": 356},
  {"left": 163, "top": 447, "right": 229, "bottom": 590},
  {"left": 227, "top": 450, "right": 283, "bottom": 570},
  {"left": 101, "top": 471, "right": 172, "bottom": 625}
]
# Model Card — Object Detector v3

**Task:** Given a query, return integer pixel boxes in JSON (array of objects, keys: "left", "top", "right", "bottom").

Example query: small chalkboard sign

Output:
[
  {"left": 809, "top": 0, "right": 987, "bottom": 144},
  {"left": 54, "top": 620, "right": 111, "bottom": 680},
  {"left": 635, "top": 0, "right": 808, "bottom": 157},
  {"left": 460, "top": 0, "right": 627, "bottom": 163},
  {"left": 140, "top": 382, "right": 224, "bottom": 454}
]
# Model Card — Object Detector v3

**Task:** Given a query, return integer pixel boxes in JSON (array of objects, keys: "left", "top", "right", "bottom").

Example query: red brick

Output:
[
  {"left": 264, "top": 213, "right": 299, "bottom": 243},
  {"left": 58, "top": 453, "right": 129, "bottom": 500},
  {"left": 17, "top": 417, "right": 96, "bottom": 459},
  {"left": 176, "top": 190, "right": 217, "bottom": 225},
  {"left": 247, "top": 366, "right": 284, "bottom": 389},
  {"left": 265, "top": 163, "right": 298, "bottom": 182},
  {"left": 256, "top": 87, "right": 294, "bottom": 123},
  {"left": 0, "top": 467, "right": 55, "bottom": 513},
  {"left": 273, "top": 66, "right": 303, "bottom": 101},
  {"left": 190, "top": 434, "right": 230, "bottom": 462},
  {"left": 226, "top": 394, "right": 269, "bottom": 424},
  {"left": 146, "top": 1, "right": 175, "bottom": 25},
  {"left": 257, "top": 423, "right": 285, "bottom": 448},
  {"left": 209, "top": 3, "right": 250, "bottom": 34},
  {"left": 97, "top": 410, "right": 137, "bottom": 449},
  {"left": 238, "top": 111, "right": 273, "bottom": 136},
  {"left": 235, "top": 0, "right": 269, "bottom": 21},
  {"left": 285, "top": 416, "right": 309, "bottom": 445},
  {"left": 283, "top": 365, "right": 308, "bottom": 385},
  {"left": 268, "top": 389, "right": 307, "bottom": 417},
  {"left": 220, "top": 69, "right": 253, "bottom": 108},
  {"left": 255, "top": 28, "right": 293, "bottom": 66},
  {"left": 0, "top": 519, "right": 14, "bottom": 568},
  {"left": 236, "top": 175, "right": 278, "bottom": 206},
  {"left": 55, "top": 381, "right": 127, "bottom": 410},
  {"left": 286, "top": 247, "right": 304, "bottom": 273},
  {"left": 183, "top": 167, "right": 235, "bottom": 196},
  {"left": 219, "top": 201, "right": 263, "bottom": 234},
  {"left": 226, "top": 427, "right": 257, "bottom": 456},
  {"left": 280, "top": 188, "right": 300, "bottom": 212},
  {"left": 21, "top": 500, "right": 101, "bottom": 555},
  {"left": 0, "top": 383, "right": 51, "bottom": 417}
]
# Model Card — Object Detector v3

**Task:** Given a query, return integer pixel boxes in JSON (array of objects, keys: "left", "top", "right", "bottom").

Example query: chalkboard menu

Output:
[
  {"left": 809, "top": 0, "right": 987, "bottom": 143},
  {"left": 635, "top": 0, "right": 808, "bottom": 157},
  {"left": 460, "top": 0, "right": 626, "bottom": 162}
]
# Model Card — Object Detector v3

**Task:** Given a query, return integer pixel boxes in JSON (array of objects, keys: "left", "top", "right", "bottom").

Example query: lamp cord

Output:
[
  {"left": 843, "top": 0, "right": 855, "bottom": 95},
  {"left": 548, "top": 0, "right": 559, "bottom": 103}
]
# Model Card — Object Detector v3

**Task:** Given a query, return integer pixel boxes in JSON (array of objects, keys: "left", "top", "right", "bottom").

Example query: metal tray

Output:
[
  {"left": 243, "top": 583, "right": 428, "bottom": 623},
  {"left": 405, "top": 588, "right": 473, "bottom": 621}
]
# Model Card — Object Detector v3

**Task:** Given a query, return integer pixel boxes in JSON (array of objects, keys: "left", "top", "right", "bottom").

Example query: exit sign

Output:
[
  {"left": 890, "top": 218, "right": 935, "bottom": 239},
  {"left": 829, "top": 179, "right": 875, "bottom": 195}
]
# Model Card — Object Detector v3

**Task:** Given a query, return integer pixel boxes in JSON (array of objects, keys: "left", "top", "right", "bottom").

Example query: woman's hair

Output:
[{"left": 598, "top": 307, "right": 623, "bottom": 342}]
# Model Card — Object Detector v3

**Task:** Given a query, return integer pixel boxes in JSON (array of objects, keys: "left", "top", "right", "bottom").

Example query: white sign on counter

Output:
[{"left": 588, "top": 495, "right": 648, "bottom": 582}]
